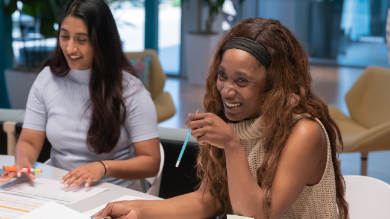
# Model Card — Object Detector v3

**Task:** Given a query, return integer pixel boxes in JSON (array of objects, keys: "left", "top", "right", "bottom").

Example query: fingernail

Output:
[
  {"left": 85, "top": 183, "right": 89, "bottom": 187},
  {"left": 60, "top": 180, "right": 64, "bottom": 184},
  {"left": 17, "top": 172, "right": 21, "bottom": 177},
  {"left": 64, "top": 184, "right": 69, "bottom": 188},
  {"left": 71, "top": 183, "right": 76, "bottom": 187}
]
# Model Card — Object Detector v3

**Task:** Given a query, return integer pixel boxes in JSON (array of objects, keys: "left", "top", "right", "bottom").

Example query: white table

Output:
[{"left": 0, "top": 155, "right": 160, "bottom": 213}]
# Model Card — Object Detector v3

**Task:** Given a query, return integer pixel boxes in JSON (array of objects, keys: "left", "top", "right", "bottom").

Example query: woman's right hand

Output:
[
  {"left": 92, "top": 201, "right": 140, "bottom": 219},
  {"left": 0, "top": 163, "right": 35, "bottom": 183}
]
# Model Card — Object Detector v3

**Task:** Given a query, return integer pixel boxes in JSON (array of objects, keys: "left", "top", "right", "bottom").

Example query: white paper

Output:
[
  {"left": 0, "top": 177, "right": 108, "bottom": 205},
  {"left": 227, "top": 215, "right": 254, "bottom": 219},
  {"left": 18, "top": 201, "right": 89, "bottom": 219},
  {"left": 0, "top": 192, "right": 49, "bottom": 219},
  {"left": 83, "top": 195, "right": 148, "bottom": 217}
]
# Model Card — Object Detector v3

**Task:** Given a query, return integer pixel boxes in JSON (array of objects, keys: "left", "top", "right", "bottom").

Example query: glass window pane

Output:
[
  {"left": 159, "top": 0, "right": 181, "bottom": 75},
  {"left": 110, "top": 0, "right": 145, "bottom": 52}
]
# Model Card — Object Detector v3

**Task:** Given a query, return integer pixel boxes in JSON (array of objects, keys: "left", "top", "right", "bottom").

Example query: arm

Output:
[
  {"left": 188, "top": 113, "right": 327, "bottom": 219},
  {"left": 0, "top": 128, "right": 46, "bottom": 182},
  {"left": 93, "top": 181, "right": 218, "bottom": 219},
  {"left": 61, "top": 138, "right": 160, "bottom": 188},
  {"left": 103, "top": 137, "right": 160, "bottom": 179}
]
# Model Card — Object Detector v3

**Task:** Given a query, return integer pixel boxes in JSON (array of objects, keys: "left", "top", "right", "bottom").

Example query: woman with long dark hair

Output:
[
  {"left": 93, "top": 18, "right": 348, "bottom": 219},
  {"left": 0, "top": 0, "right": 160, "bottom": 191}
]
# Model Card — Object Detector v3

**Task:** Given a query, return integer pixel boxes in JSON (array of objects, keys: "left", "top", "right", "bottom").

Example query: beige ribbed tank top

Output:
[{"left": 229, "top": 114, "right": 338, "bottom": 218}]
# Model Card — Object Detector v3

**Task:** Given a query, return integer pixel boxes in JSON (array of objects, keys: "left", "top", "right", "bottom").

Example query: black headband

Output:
[{"left": 222, "top": 37, "right": 272, "bottom": 69}]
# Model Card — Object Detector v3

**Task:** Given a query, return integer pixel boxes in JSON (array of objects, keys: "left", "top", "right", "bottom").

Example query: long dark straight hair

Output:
[{"left": 44, "top": 0, "right": 136, "bottom": 154}]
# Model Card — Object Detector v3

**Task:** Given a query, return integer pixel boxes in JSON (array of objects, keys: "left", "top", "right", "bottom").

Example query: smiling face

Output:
[
  {"left": 59, "top": 15, "right": 93, "bottom": 70},
  {"left": 216, "top": 49, "right": 267, "bottom": 121}
]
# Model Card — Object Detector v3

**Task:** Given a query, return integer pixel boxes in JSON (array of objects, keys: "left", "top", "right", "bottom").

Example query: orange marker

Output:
[{"left": 2, "top": 166, "right": 43, "bottom": 173}]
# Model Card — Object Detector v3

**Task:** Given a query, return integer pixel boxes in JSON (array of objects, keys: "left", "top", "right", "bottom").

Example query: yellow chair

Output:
[
  {"left": 125, "top": 49, "right": 176, "bottom": 123},
  {"left": 329, "top": 66, "right": 390, "bottom": 175}
]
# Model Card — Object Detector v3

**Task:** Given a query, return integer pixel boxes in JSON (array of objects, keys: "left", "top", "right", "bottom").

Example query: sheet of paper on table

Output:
[
  {"left": 227, "top": 215, "right": 254, "bottom": 219},
  {"left": 83, "top": 195, "right": 152, "bottom": 216},
  {"left": 0, "top": 192, "right": 49, "bottom": 219},
  {"left": 0, "top": 177, "right": 108, "bottom": 205},
  {"left": 18, "top": 201, "right": 90, "bottom": 219}
]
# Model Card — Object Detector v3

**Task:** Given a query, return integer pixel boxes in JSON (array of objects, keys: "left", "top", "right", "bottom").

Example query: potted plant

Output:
[
  {"left": 1, "top": 0, "right": 68, "bottom": 108},
  {"left": 182, "top": 0, "right": 244, "bottom": 85}
]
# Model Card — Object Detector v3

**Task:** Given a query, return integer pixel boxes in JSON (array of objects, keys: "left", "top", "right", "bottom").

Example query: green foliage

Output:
[
  {"left": 2, "top": 0, "right": 17, "bottom": 14},
  {"left": 2, "top": 0, "right": 68, "bottom": 38},
  {"left": 172, "top": 0, "right": 181, "bottom": 7},
  {"left": 1, "top": 0, "right": 120, "bottom": 38}
]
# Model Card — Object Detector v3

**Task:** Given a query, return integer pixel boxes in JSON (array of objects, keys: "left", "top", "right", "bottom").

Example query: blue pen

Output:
[{"left": 176, "top": 110, "right": 199, "bottom": 167}]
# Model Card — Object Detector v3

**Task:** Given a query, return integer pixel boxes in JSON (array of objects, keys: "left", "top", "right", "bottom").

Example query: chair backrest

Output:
[
  {"left": 345, "top": 67, "right": 390, "bottom": 128},
  {"left": 344, "top": 175, "right": 390, "bottom": 219},
  {"left": 124, "top": 49, "right": 166, "bottom": 100},
  {"left": 145, "top": 143, "right": 165, "bottom": 197}
]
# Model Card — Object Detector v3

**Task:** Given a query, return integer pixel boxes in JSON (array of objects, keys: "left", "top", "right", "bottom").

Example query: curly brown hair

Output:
[{"left": 197, "top": 18, "right": 348, "bottom": 219}]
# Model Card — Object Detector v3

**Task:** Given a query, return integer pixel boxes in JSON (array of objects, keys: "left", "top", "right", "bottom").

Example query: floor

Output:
[{"left": 159, "top": 64, "right": 390, "bottom": 184}]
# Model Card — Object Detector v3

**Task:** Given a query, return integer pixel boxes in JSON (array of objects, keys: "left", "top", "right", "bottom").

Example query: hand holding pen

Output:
[
  {"left": 185, "top": 112, "right": 241, "bottom": 150},
  {"left": 0, "top": 164, "right": 37, "bottom": 183}
]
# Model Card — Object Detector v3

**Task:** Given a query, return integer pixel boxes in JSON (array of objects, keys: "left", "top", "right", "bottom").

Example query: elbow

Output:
[
  {"left": 150, "top": 161, "right": 160, "bottom": 177},
  {"left": 146, "top": 156, "right": 160, "bottom": 178}
]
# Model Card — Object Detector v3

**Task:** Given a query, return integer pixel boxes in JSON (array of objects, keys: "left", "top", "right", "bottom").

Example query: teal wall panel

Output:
[
  {"left": 144, "top": 0, "right": 159, "bottom": 51},
  {"left": 0, "top": 5, "right": 13, "bottom": 108}
]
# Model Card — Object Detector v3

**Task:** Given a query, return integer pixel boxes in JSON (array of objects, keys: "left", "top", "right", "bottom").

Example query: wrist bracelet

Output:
[{"left": 98, "top": 161, "right": 106, "bottom": 176}]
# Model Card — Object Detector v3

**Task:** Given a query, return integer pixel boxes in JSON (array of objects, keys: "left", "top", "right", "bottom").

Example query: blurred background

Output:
[{"left": 1, "top": 0, "right": 389, "bottom": 186}]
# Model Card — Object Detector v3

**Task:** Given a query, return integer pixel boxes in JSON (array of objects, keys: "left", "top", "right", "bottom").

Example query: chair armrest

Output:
[{"left": 352, "top": 121, "right": 390, "bottom": 152}]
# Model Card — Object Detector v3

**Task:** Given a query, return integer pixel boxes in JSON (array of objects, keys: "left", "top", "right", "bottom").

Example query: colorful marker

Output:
[{"left": 2, "top": 166, "right": 43, "bottom": 173}]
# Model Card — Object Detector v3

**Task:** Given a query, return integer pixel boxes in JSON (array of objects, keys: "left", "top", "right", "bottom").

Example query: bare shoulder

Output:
[{"left": 285, "top": 118, "right": 327, "bottom": 159}]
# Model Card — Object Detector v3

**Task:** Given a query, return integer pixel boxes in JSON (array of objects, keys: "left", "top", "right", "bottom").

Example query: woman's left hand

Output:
[
  {"left": 185, "top": 113, "right": 240, "bottom": 150},
  {"left": 61, "top": 162, "right": 106, "bottom": 188}
]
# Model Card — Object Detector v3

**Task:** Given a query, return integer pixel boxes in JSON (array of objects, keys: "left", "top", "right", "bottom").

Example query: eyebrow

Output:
[{"left": 60, "top": 28, "right": 88, "bottom": 37}]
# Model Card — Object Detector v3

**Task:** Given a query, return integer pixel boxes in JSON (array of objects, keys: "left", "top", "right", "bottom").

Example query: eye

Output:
[
  {"left": 78, "top": 38, "right": 87, "bottom": 43},
  {"left": 237, "top": 78, "right": 248, "bottom": 83},
  {"left": 236, "top": 78, "right": 249, "bottom": 87},
  {"left": 218, "top": 71, "right": 227, "bottom": 80},
  {"left": 60, "top": 35, "right": 69, "bottom": 39}
]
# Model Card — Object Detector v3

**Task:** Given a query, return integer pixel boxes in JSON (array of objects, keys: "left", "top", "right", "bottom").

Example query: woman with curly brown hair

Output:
[{"left": 93, "top": 18, "right": 349, "bottom": 219}]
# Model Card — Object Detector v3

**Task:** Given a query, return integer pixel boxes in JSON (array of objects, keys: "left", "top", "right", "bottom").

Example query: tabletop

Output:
[{"left": 0, "top": 155, "right": 160, "bottom": 213}]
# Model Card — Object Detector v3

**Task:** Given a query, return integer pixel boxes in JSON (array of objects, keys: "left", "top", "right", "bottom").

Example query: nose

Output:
[
  {"left": 220, "top": 81, "right": 236, "bottom": 99},
  {"left": 66, "top": 39, "right": 77, "bottom": 54}
]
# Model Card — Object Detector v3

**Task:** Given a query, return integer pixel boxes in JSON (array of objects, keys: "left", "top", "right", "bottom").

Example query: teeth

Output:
[
  {"left": 225, "top": 102, "right": 241, "bottom": 108},
  {"left": 70, "top": 56, "right": 81, "bottom": 59}
]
